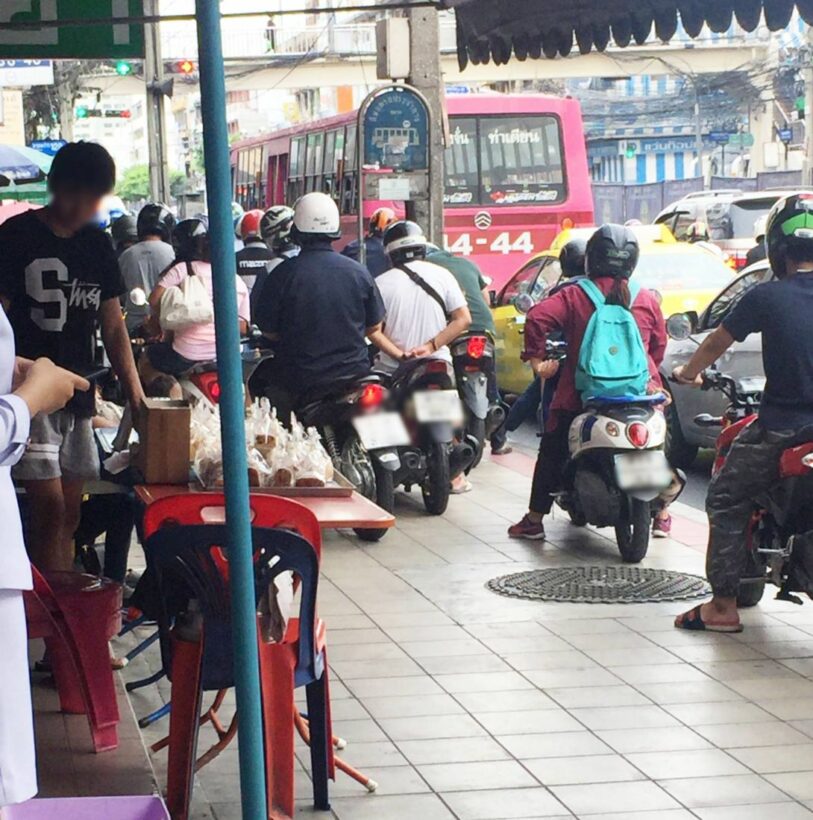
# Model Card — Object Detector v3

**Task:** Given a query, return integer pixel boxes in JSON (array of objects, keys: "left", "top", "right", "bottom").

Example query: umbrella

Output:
[{"left": 0, "top": 145, "right": 49, "bottom": 187}]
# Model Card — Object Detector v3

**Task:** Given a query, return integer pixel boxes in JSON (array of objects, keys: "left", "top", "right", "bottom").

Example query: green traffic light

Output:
[
  {"left": 115, "top": 60, "right": 132, "bottom": 76},
  {"left": 625, "top": 144, "right": 637, "bottom": 159},
  {"left": 75, "top": 106, "right": 89, "bottom": 118}
]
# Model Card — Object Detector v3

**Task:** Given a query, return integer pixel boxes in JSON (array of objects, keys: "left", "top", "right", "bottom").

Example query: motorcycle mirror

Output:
[
  {"left": 514, "top": 293, "right": 535, "bottom": 315},
  {"left": 665, "top": 312, "right": 696, "bottom": 341},
  {"left": 129, "top": 287, "right": 148, "bottom": 307}
]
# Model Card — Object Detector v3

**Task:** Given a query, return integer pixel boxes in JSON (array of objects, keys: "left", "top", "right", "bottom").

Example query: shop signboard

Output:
[
  {"left": 709, "top": 131, "right": 732, "bottom": 145},
  {"left": 362, "top": 85, "right": 429, "bottom": 173},
  {"left": 30, "top": 138, "right": 65, "bottom": 156},
  {"left": 0, "top": 1, "right": 144, "bottom": 59},
  {"left": 0, "top": 59, "right": 53, "bottom": 85}
]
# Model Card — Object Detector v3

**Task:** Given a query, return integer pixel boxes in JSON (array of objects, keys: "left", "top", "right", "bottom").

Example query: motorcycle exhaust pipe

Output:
[
  {"left": 403, "top": 450, "right": 423, "bottom": 472},
  {"left": 486, "top": 403, "right": 506, "bottom": 436},
  {"left": 451, "top": 438, "right": 476, "bottom": 476}
]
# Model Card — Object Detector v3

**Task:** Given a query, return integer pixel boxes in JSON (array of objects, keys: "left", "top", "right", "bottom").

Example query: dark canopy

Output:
[{"left": 444, "top": 0, "right": 813, "bottom": 67}]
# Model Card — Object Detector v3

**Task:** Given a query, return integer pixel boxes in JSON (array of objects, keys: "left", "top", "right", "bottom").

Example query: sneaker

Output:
[
  {"left": 652, "top": 514, "right": 672, "bottom": 538},
  {"left": 508, "top": 514, "right": 546, "bottom": 540},
  {"left": 491, "top": 443, "right": 513, "bottom": 456}
]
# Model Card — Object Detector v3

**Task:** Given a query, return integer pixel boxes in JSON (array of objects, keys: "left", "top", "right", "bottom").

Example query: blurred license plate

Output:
[
  {"left": 413, "top": 390, "right": 463, "bottom": 424},
  {"left": 353, "top": 412, "right": 410, "bottom": 450},
  {"left": 614, "top": 451, "right": 672, "bottom": 490}
]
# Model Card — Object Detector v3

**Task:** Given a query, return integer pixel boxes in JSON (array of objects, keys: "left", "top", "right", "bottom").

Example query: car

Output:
[
  {"left": 655, "top": 190, "right": 811, "bottom": 271},
  {"left": 492, "top": 225, "right": 734, "bottom": 394},
  {"left": 660, "top": 260, "right": 771, "bottom": 468}
]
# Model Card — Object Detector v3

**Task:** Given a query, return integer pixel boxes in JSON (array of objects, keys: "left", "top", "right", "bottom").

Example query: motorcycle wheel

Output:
[
  {"left": 339, "top": 433, "right": 390, "bottom": 542},
  {"left": 665, "top": 395, "right": 699, "bottom": 469},
  {"left": 355, "top": 461, "right": 395, "bottom": 543},
  {"left": 468, "top": 417, "right": 487, "bottom": 470},
  {"left": 737, "top": 552, "right": 767, "bottom": 608},
  {"left": 615, "top": 498, "right": 651, "bottom": 563},
  {"left": 568, "top": 510, "right": 588, "bottom": 527},
  {"left": 422, "top": 441, "right": 451, "bottom": 516}
]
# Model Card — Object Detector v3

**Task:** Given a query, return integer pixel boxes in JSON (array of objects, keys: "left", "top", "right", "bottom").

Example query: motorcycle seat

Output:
[
  {"left": 184, "top": 360, "right": 218, "bottom": 376},
  {"left": 586, "top": 392, "right": 667, "bottom": 407}
]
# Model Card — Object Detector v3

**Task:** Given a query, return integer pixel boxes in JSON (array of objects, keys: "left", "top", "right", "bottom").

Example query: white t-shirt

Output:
[{"left": 375, "top": 259, "right": 467, "bottom": 373}]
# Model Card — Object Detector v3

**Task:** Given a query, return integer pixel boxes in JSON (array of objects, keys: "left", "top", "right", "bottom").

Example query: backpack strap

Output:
[
  {"left": 578, "top": 278, "right": 606, "bottom": 309},
  {"left": 397, "top": 262, "right": 450, "bottom": 320},
  {"left": 185, "top": 260, "right": 196, "bottom": 278}
]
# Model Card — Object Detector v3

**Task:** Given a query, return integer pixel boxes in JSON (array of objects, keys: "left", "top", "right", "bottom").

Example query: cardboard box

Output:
[{"left": 133, "top": 398, "right": 191, "bottom": 484}]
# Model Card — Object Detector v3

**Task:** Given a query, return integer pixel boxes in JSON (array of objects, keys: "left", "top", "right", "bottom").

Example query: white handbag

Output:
[{"left": 160, "top": 261, "right": 214, "bottom": 331}]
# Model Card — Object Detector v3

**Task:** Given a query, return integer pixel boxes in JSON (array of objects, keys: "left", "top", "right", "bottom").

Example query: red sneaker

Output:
[
  {"left": 652, "top": 514, "right": 672, "bottom": 539},
  {"left": 508, "top": 514, "right": 546, "bottom": 540}
]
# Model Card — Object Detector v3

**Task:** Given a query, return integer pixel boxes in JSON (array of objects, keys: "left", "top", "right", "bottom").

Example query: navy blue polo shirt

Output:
[
  {"left": 341, "top": 235, "right": 390, "bottom": 278},
  {"left": 255, "top": 241, "right": 385, "bottom": 391},
  {"left": 723, "top": 271, "right": 813, "bottom": 430}
]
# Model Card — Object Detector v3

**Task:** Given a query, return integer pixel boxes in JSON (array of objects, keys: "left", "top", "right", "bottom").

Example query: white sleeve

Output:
[
  {"left": 0, "top": 394, "right": 30, "bottom": 467},
  {"left": 442, "top": 271, "right": 468, "bottom": 313}
]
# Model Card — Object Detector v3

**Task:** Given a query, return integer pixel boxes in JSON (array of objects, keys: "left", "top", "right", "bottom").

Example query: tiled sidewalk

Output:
[{"left": 119, "top": 453, "right": 813, "bottom": 819}]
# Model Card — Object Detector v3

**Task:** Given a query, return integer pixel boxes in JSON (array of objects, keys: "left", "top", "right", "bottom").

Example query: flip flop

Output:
[{"left": 674, "top": 604, "right": 743, "bottom": 633}]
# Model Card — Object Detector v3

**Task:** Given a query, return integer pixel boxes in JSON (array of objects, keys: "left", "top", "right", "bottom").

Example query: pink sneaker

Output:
[
  {"left": 652, "top": 514, "right": 672, "bottom": 538},
  {"left": 508, "top": 514, "right": 546, "bottom": 540}
]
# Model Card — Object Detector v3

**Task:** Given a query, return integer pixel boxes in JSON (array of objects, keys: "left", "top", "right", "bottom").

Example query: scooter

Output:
[
  {"left": 450, "top": 332, "right": 505, "bottom": 469},
  {"left": 698, "top": 369, "right": 813, "bottom": 608},
  {"left": 297, "top": 375, "right": 409, "bottom": 542},
  {"left": 550, "top": 343, "right": 673, "bottom": 563},
  {"left": 385, "top": 358, "right": 475, "bottom": 516}
]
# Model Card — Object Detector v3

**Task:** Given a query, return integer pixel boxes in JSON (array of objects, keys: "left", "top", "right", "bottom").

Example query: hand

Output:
[
  {"left": 12, "top": 357, "right": 33, "bottom": 390},
  {"left": 408, "top": 343, "right": 435, "bottom": 358},
  {"left": 534, "top": 359, "right": 561, "bottom": 380},
  {"left": 671, "top": 365, "right": 703, "bottom": 388},
  {"left": 15, "top": 358, "right": 90, "bottom": 416}
]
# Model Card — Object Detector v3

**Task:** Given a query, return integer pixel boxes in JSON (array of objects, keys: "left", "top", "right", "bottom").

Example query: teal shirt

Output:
[{"left": 427, "top": 249, "right": 495, "bottom": 334}]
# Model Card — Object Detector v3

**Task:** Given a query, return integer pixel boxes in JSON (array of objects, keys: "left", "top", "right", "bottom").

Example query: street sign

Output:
[
  {"left": 779, "top": 128, "right": 794, "bottom": 144},
  {"left": 0, "top": 59, "right": 53, "bottom": 85},
  {"left": 362, "top": 85, "right": 429, "bottom": 173},
  {"left": 708, "top": 131, "right": 731, "bottom": 145},
  {"left": 0, "top": 1, "right": 145, "bottom": 59},
  {"left": 728, "top": 133, "right": 755, "bottom": 148},
  {"left": 30, "top": 139, "right": 66, "bottom": 156}
]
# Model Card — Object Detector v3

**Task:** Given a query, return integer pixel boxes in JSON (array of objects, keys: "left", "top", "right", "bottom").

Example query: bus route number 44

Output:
[{"left": 445, "top": 231, "right": 534, "bottom": 257}]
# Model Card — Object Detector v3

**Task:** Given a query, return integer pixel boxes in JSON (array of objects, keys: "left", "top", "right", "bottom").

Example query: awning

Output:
[{"left": 445, "top": 1, "right": 813, "bottom": 67}]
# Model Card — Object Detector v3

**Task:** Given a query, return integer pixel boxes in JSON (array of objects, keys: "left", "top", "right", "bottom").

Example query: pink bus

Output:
[{"left": 230, "top": 94, "right": 594, "bottom": 289}]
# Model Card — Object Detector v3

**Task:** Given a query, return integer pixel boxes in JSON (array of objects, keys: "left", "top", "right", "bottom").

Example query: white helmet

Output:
[{"left": 293, "top": 192, "right": 341, "bottom": 239}]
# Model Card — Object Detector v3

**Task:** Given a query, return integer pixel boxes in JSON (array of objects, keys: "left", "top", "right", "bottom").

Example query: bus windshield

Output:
[{"left": 444, "top": 115, "right": 566, "bottom": 207}]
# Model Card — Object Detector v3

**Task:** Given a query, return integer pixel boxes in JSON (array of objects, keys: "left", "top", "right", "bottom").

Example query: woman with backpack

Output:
[{"left": 508, "top": 224, "right": 670, "bottom": 541}]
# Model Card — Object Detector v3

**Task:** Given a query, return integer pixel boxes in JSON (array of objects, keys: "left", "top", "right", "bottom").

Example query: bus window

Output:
[
  {"left": 306, "top": 131, "right": 324, "bottom": 193},
  {"left": 323, "top": 129, "right": 338, "bottom": 196},
  {"left": 479, "top": 116, "right": 566, "bottom": 206},
  {"left": 444, "top": 117, "right": 478, "bottom": 206},
  {"left": 288, "top": 137, "right": 306, "bottom": 202},
  {"left": 275, "top": 155, "right": 288, "bottom": 205},
  {"left": 341, "top": 124, "right": 358, "bottom": 214}
]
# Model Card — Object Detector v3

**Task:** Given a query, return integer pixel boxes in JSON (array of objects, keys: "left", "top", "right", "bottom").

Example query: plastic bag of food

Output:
[{"left": 294, "top": 427, "right": 333, "bottom": 487}]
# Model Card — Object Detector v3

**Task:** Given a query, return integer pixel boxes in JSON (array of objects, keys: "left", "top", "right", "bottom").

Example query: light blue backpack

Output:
[{"left": 575, "top": 278, "right": 650, "bottom": 402}]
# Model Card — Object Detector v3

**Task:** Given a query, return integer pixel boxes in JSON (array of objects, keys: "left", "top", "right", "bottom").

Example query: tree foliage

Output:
[{"left": 117, "top": 164, "right": 188, "bottom": 202}]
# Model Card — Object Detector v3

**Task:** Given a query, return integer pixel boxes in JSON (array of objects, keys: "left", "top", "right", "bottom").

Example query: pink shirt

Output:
[{"left": 159, "top": 261, "right": 250, "bottom": 362}]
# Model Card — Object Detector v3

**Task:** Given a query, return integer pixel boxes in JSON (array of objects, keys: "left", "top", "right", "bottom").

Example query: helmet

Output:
[
  {"left": 369, "top": 207, "right": 397, "bottom": 236},
  {"left": 111, "top": 214, "right": 138, "bottom": 248},
  {"left": 765, "top": 193, "right": 813, "bottom": 278},
  {"left": 137, "top": 203, "right": 176, "bottom": 242},
  {"left": 383, "top": 220, "right": 428, "bottom": 263},
  {"left": 559, "top": 238, "right": 587, "bottom": 279},
  {"left": 172, "top": 217, "right": 210, "bottom": 262},
  {"left": 292, "top": 192, "right": 341, "bottom": 240},
  {"left": 232, "top": 201, "right": 245, "bottom": 237},
  {"left": 686, "top": 221, "right": 710, "bottom": 243},
  {"left": 238, "top": 209, "right": 265, "bottom": 241},
  {"left": 585, "top": 224, "right": 640, "bottom": 280},
  {"left": 260, "top": 205, "right": 295, "bottom": 248},
  {"left": 754, "top": 214, "right": 768, "bottom": 243}
]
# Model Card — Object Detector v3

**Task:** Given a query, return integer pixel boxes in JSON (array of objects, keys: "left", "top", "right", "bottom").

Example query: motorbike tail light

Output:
[
  {"left": 605, "top": 421, "right": 621, "bottom": 437},
  {"left": 466, "top": 336, "right": 487, "bottom": 359},
  {"left": 359, "top": 383, "right": 384, "bottom": 409},
  {"left": 425, "top": 360, "right": 449, "bottom": 374},
  {"left": 209, "top": 380, "right": 221, "bottom": 402},
  {"left": 803, "top": 453, "right": 813, "bottom": 468},
  {"left": 626, "top": 421, "right": 649, "bottom": 448}
]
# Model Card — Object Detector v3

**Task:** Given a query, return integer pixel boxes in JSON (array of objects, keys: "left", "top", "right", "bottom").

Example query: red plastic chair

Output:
[
  {"left": 142, "top": 493, "right": 333, "bottom": 820},
  {"left": 24, "top": 568, "right": 123, "bottom": 752}
]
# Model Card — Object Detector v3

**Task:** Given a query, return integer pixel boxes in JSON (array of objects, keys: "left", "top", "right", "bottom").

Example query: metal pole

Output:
[
  {"left": 145, "top": 0, "right": 170, "bottom": 203},
  {"left": 693, "top": 79, "right": 705, "bottom": 188},
  {"left": 357, "top": 105, "right": 366, "bottom": 267},
  {"left": 194, "top": 3, "right": 267, "bottom": 819}
]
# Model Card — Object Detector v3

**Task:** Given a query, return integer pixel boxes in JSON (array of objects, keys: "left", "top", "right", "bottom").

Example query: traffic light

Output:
[
  {"left": 75, "top": 105, "right": 89, "bottom": 119},
  {"left": 177, "top": 59, "right": 196, "bottom": 75},
  {"left": 625, "top": 142, "right": 637, "bottom": 159},
  {"left": 114, "top": 60, "right": 133, "bottom": 76}
]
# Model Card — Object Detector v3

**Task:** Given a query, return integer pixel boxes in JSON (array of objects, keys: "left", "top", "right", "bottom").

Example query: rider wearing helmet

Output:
[
  {"left": 253, "top": 193, "right": 399, "bottom": 418},
  {"left": 342, "top": 206, "right": 397, "bottom": 278},
  {"left": 260, "top": 205, "right": 299, "bottom": 263},
  {"left": 111, "top": 214, "right": 138, "bottom": 255},
  {"left": 509, "top": 224, "right": 667, "bottom": 541},
  {"left": 375, "top": 220, "right": 471, "bottom": 375},
  {"left": 139, "top": 217, "right": 250, "bottom": 385},
  {"left": 119, "top": 203, "right": 176, "bottom": 334},
  {"left": 746, "top": 214, "right": 768, "bottom": 268},
  {"left": 674, "top": 193, "right": 813, "bottom": 633},
  {"left": 235, "top": 208, "right": 275, "bottom": 303}
]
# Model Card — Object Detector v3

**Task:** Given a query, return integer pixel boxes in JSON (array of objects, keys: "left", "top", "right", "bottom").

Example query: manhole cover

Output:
[{"left": 487, "top": 566, "right": 711, "bottom": 604}]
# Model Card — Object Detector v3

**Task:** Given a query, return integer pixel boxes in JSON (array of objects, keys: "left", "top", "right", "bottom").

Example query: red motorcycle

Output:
[{"left": 696, "top": 370, "right": 813, "bottom": 607}]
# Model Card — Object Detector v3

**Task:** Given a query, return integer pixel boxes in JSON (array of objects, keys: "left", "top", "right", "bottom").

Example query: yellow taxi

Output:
[{"left": 492, "top": 225, "right": 734, "bottom": 394}]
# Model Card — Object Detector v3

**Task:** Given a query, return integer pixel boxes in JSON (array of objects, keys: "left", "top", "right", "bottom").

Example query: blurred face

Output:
[{"left": 49, "top": 188, "right": 105, "bottom": 234}]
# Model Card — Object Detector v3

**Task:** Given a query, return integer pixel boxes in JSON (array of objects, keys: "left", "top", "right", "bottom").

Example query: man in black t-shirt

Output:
[
  {"left": 0, "top": 142, "right": 145, "bottom": 573},
  {"left": 673, "top": 193, "right": 813, "bottom": 633}
]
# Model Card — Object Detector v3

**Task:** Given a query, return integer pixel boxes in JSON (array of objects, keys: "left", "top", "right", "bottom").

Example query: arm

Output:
[
  {"left": 366, "top": 322, "right": 405, "bottom": 361},
  {"left": 410, "top": 305, "right": 472, "bottom": 358},
  {"left": 145, "top": 284, "right": 165, "bottom": 338},
  {"left": 522, "top": 290, "right": 570, "bottom": 362},
  {"left": 672, "top": 326, "right": 735, "bottom": 386},
  {"left": 100, "top": 298, "right": 145, "bottom": 407}
]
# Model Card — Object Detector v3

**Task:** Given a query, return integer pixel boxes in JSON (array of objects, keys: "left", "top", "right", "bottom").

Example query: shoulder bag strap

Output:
[
  {"left": 578, "top": 278, "right": 606, "bottom": 309},
  {"left": 397, "top": 262, "right": 450, "bottom": 320}
]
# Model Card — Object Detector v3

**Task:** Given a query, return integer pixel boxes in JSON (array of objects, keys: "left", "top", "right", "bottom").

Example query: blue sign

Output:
[
  {"left": 639, "top": 137, "right": 697, "bottom": 154},
  {"left": 29, "top": 139, "right": 66, "bottom": 157},
  {"left": 779, "top": 128, "right": 794, "bottom": 144},
  {"left": 362, "top": 86, "right": 429, "bottom": 172},
  {"left": 709, "top": 131, "right": 731, "bottom": 145}
]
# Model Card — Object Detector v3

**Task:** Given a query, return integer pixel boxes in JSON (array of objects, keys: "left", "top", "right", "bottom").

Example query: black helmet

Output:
[
  {"left": 260, "top": 205, "right": 295, "bottom": 251},
  {"left": 585, "top": 224, "right": 639, "bottom": 280},
  {"left": 765, "top": 193, "right": 813, "bottom": 278},
  {"left": 111, "top": 214, "right": 137, "bottom": 248},
  {"left": 383, "top": 220, "right": 427, "bottom": 264},
  {"left": 559, "top": 238, "right": 587, "bottom": 279},
  {"left": 137, "top": 203, "right": 176, "bottom": 242},
  {"left": 172, "top": 217, "right": 209, "bottom": 262}
]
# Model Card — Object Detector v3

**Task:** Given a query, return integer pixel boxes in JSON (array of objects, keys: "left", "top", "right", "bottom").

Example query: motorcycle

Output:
[
  {"left": 697, "top": 369, "right": 813, "bottom": 608},
  {"left": 297, "top": 375, "right": 409, "bottom": 542},
  {"left": 385, "top": 358, "right": 475, "bottom": 516},
  {"left": 549, "top": 341, "right": 674, "bottom": 563},
  {"left": 450, "top": 332, "right": 505, "bottom": 469}
]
